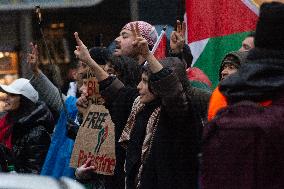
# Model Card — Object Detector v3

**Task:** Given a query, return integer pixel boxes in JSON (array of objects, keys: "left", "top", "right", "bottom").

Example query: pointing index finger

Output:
[{"left": 74, "top": 32, "right": 83, "bottom": 46}]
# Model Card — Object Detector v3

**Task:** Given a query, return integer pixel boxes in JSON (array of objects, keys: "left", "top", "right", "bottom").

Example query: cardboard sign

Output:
[
  {"left": 85, "top": 70, "right": 104, "bottom": 106},
  {"left": 70, "top": 104, "right": 116, "bottom": 175},
  {"left": 80, "top": 69, "right": 105, "bottom": 118}
]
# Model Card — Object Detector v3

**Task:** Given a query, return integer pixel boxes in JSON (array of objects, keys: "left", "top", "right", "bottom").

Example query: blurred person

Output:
[
  {"left": 26, "top": 44, "right": 112, "bottom": 179},
  {"left": 74, "top": 23, "right": 209, "bottom": 188},
  {"left": 75, "top": 56, "right": 141, "bottom": 189},
  {"left": 239, "top": 31, "right": 255, "bottom": 52},
  {"left": 61, "top": 61, "right": 80, "bottom": 97},
  {"left": 104, "top": 55, "right": 141, "bottom": 87},
  {"left": 26, "top": 43, "right": 79, "bottom": 178},
  {"left": 207, "top": 50, "right": 248, "bottom": 121},
  {"left": 202, "top": 2, "right": 284, "bottom": 188},
  {"left": 0, "top": 78, "right": 54, "bottom": 173},
  {"left": 169, "top": 20, "right": 212, "bottom": 91},
  {"left": 65, "top": 47, "right": 111, "bottom": 98},
  {"left": 169, "top": 20, "right": 193, "bottom": 68},
  {"left": 219, "top": 51, "right": 248, "bottom": 81}
]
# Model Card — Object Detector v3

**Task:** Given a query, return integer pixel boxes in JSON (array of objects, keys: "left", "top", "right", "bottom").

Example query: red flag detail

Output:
[
  {"left": 153, "top": 33, "right": 167, "bottom": 60},
  {"left": 186, "top": 0, "right": 258, "bottom": 43}
]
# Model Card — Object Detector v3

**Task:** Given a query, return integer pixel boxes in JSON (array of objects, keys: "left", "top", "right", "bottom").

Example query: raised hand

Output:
[
  {"left": 131, "top": 22, "right": 151, "bottom": 59},
  {"left": 74, "top": 32, "right": 92, "bottom": 64},
  {"left": 27, "top": 42, "right": 40, "bottom": 75},
  {"left": 76, "top": 94, "right": 89, "bottom": 115},
  {"left": 170, "top": 20, "right": 186, "bottom": 54}
]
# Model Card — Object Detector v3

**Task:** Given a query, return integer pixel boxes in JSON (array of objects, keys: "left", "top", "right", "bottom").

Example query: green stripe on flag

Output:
[{"left": 194, "top": 32, "right": 250, "bottom": 88}]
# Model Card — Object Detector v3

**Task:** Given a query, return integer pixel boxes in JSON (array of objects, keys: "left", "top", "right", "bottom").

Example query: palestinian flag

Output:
[{"left": 185, "top": 0, "right": 265, "bottom": 88}]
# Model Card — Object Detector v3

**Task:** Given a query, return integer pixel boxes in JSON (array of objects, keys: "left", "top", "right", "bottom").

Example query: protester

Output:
[
  {"left": 239, "top": 31, "right": 255, "bottom": 52},
  {"left": 113, "top": 21, "right": 158, "bottom": 65},
  {"left": 61, "top": 61, "right": 80, "bottom": 97},
  {"left": 219, "top": 51, "right": 248, "bottom": 81},
  {"left": 207, "top": 50, "right": 248, "bottom": 121},
  {"left": 0, "top": 78, "right": 54, "bottom": 173},
  {"left": 26, "top": 43, "right": 79, "bottom": 178},
  {"left": 27, "top": 45, "right": 112, "bottom": 179},
  {"left": 74, "top": 20, "right": 209, "bottom": 188},
  {"left": 104, "top": 55, "right": 142, "bottom": 87},
  {"left": 75, "top": 56, "right": 141, "bottom": 189},
  {"left": 169, "top": 20, "right": 193, "bottom": 68},
  {"left": 202, "top": 2, "right": 284, "bottom": 188}
]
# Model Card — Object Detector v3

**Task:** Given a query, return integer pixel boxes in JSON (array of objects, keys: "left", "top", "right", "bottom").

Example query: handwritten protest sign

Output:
[
  {"left": 79, "top": 68, "right": 105, "bottom": 118},
  {"left": 70, "top": 104, "right": 116, "bottom": 175}
]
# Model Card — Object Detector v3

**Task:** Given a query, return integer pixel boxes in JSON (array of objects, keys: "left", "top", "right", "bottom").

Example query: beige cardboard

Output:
[{"left": 70, "top": 104, "right": 116, "bottom": 176}]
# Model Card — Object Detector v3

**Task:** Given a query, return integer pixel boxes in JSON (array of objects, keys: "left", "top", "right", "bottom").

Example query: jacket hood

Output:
[
  {"left": 219, "top": 47, "right": 284, "bottom": 103},
  {"left": 219, "top": 51, "right": 248, "bottom": 81}
]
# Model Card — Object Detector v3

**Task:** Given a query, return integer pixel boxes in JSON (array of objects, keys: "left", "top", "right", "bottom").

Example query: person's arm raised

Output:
[{"left": 74, "top": 32, "right": 108, "bottom": 82}]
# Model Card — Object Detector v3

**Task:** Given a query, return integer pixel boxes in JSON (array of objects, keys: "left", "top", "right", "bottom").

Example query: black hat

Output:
[
  {"left": 219, "top": 51, "right": 248, "bottom": 81},
  {"left": 89, "top": 47, "right": 111, "bottom": 65},
  {"left": 254, "top": 2, "right": 284, "bottom": 50}
]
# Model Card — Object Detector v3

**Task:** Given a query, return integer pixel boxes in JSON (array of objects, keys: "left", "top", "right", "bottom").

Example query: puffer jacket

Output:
[{"left": 12, "top": 101, "right": 54, "bottom": 174}]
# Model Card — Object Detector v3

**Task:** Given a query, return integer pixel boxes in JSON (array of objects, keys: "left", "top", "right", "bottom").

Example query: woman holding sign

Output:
[{"left": 74, "top": 22, "right": 208, "bottom": 189}]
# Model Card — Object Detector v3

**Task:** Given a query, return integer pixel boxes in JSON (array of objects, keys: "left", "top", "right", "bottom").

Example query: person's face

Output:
[
  {"left": 114, "top": 29, "right": 136, "bottom": 57},
  {"left": 79, "top": 79, "right": 88, "bottom": 97},
  {"left": 2, "top": 93, "right": 21, "bottom": 112},
  {"left": 221, "top": 63, "right": 238, "bottom": 81},
  {"left": 239, "top": 36, "right": 254, "bottom": 52},
  {"left": 76, "top": 61, "right": 88, "bottom": 90},
  {"left": 137, "top": 73, "right": 156, "bottom": 104},
  {"left": 104, "top": 62, "right": 116, "bottom": 75}
]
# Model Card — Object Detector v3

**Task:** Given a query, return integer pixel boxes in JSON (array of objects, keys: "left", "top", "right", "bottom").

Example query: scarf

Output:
[
  {"left": 119, "top": 96, "right": 161, "bottom": 188},
  {"left": 0, "top": 114, "right": 12, "bottom": 149}
]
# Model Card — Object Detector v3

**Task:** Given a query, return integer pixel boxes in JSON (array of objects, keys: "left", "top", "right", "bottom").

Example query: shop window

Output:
[
  {"left": 38, "top": 22, "right": 70, "bottom": 65},
  {"left": 0, "top": 52, "right": 18, "bottom": 75}
]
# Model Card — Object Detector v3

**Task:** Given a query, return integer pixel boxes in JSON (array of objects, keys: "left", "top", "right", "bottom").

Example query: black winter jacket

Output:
[
  {"left": 12, "top": 101, "right": 54, "bottom": 173},
  {"left": 100, "top": 67, "right": 209, "bottom": 189}
]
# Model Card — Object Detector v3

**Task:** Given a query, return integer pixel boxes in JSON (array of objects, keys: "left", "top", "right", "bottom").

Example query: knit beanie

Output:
[
  {"left": 122, "top": 21, "right": 158, "bottom": 49},
  {"left": 254, "top": 2, "right": 284, "bottom": 50},
  {"left": 219, "top": 51, "right": 248, "bottom": 81}
]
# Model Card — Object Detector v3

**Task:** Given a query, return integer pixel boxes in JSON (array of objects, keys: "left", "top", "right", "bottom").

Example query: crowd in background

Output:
[{"left": 0, "top": 1, "right": 284, "bottom": 189}]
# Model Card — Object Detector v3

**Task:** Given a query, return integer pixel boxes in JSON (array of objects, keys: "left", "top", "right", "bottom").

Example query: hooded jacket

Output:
[
  {"left": 218, "top": 50, "right": 248, "bottom": 81},
  {"left": 202, "top": 47, "right": 284, "bottom": 188}
]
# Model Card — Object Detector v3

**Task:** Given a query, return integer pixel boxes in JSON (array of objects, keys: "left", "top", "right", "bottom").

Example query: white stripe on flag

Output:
[
  {"left": 189, "top": 38, "right": 209, "bottom": 66},
  {"left": 241, "top": 0, "right": 259, "bottom": 16}
]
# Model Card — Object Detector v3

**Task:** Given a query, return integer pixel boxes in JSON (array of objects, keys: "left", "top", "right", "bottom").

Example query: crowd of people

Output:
[{"left": 0, "top": 1, "right": 284, "bottom": 189}]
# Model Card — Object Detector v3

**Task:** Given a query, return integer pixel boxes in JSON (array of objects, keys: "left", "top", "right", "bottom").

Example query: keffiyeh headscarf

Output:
[{"left": 122, "top": 21, "right": 158, "bottom": 49}]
